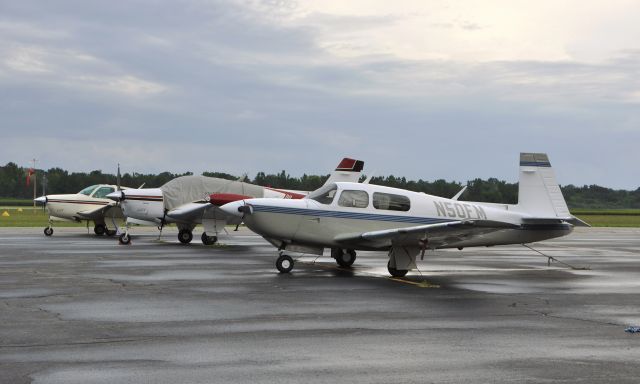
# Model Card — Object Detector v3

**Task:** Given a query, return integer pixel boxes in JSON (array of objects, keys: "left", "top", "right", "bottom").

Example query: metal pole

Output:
[{"left": 32, "top": 158, "right": 37, "bottom": 208}]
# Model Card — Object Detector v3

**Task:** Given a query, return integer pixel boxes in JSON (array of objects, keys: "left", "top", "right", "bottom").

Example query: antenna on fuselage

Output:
[
  {"left": 362, "top": 170, "right": 376, "bottom": 184},
  {"left": 451, "top": 185, "right": 468, "bottom": 200}
]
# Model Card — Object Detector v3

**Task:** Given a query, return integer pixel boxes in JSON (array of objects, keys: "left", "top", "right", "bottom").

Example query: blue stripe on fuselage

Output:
[{"left": 249, "top": 204, "right": 455, "bottom": 225}]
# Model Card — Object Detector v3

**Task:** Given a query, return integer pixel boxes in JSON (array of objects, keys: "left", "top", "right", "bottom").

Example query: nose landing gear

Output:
[{"left": 276, "top": 253, "right": 294, "bottom": 273}]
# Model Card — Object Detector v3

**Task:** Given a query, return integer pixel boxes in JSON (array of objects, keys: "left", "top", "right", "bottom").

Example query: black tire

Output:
[
  {"left": 276, "top": 254, "right": 294, "bottom": 273},
  {"left": 44, "top": 227, "right": 53, "bottom": 236},
  {"left": 106, "top": 229, "right": 117, "bottom": 237},
  {"left": 336, "top": 249, "right": 356, "bottom": 268},
  {"left": 119, "top": 233, "right": 131, "bottom": 245},
  {"left": 94, "top": 224, "right": 106, "bottom": 236},
  {"left": 178, "top": 229, "right": 193, "bottom": 244},
  {"left": 387, "top": 260, "right": 408, "bottom": 277},
  {"left": 201, "top": 233, "right": 217, "bottom": 245}
]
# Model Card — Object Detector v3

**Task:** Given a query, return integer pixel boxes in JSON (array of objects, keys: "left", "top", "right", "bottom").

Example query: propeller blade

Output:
[{"left": 117, "top": 163, "right": 121, "bottom": 191}]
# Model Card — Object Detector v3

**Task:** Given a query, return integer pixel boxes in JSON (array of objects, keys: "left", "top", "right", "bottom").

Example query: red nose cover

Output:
[{"left": 209, "top": 193, "right": 253, "bottom": 206}]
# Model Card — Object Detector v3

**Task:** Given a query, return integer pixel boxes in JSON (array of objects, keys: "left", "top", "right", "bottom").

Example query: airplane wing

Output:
[
  {"left": 333, "top": 219, "right": 519, "bottom": 249},
  {"left": 76, "top": 204, "right": 122, "bottom": 220},
  {"left": 165, "top": 202, "right": 210, "bottom": 223}
]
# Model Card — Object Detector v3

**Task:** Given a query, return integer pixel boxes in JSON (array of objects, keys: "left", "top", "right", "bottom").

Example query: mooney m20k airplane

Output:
[
  {"left": 34, "top": 184, "right": 129, "bottom": 237},
  {"left": 106, "top": 158, "right": 365, "bottom": 245},
  {"left": 220, "top": 153, "right": 589, "bottom": 277}
]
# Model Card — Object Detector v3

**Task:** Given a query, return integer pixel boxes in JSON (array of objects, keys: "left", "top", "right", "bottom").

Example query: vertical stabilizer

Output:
[
  {"left": 322, "top": 158, "right": 365, "bottom": 186},
  {"left": 517, "top": 153, "right": 570, "bottom": 217}
]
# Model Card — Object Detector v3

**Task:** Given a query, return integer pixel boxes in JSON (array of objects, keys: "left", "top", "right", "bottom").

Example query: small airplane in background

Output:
[
  {"left": 220, "top": 153, "right": 589, "bottom": 276},
  {"left": 106, "top": 158, "right": 365, "bottom": 245},
  {"left": 34, "top": 184, "right": 127, "bottom": 237},
  {"left": 34, "top": 165, "right": 129, "bottom": 237}
]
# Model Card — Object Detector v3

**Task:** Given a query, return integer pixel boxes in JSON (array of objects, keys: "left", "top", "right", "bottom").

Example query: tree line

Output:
[{"left": 1, "top": 162, "right": 639, "bottom": 209}]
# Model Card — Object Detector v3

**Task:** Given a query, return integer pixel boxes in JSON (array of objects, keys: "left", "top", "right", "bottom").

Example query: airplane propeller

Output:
[
  {"left": 34, "top": 195, "right": 48, "bottom": 212},
  {"left": 234, "top": 200, "right": 253, "bottom": 231},
  {"left": 117, "top": 163, "right": 121, "bottom": 191}
]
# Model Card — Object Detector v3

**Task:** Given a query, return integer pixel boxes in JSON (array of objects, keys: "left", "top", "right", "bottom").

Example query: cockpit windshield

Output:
[
  {"left": 307, "top": 183, "right": 338, "bottom": 205},
  {"left": 78, "top": 185, "right": 99, "bottom": 196}
]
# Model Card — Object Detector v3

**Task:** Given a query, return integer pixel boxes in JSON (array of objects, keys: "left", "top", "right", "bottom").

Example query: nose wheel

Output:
[
  {"left": 119, "top": 233, "right": 131, "bottom": 245},
  {"left": 44, "top": 227, "right": 53, "bottom": 236},
  {"left": 276, "top": 254, "right": 294, "bottom": 273}
]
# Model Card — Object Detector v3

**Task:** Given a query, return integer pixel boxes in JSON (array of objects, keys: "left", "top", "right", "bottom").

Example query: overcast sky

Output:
[{"left": 1, "top": 1, "right": 639, "bottom": 189}]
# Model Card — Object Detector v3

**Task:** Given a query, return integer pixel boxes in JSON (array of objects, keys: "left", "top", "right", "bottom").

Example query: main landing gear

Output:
[
  {"left": 94, "top": 223, "right": 105, "bottom": 236},
  {"left": 331, "top": 248, "right": 356, "bottom": 268},
  {"left": 201, "top": 233, "right": 218, "bottom": 245},
  {"left": 387, "top": 260, "right": 408, "bottom": 278},
  {"left": 178, "top": 229, "right": 193, "bottom": 244}
]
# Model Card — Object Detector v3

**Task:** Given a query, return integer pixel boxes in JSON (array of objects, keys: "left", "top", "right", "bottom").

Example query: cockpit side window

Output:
[
  {"left": 338, "top": 190, "right": 369, "bottom": 208},
  {"left": 307, "top": 184, "right": 338, "bottom": 205},
  {"left": 372, "top": 192, "right": 411, "bottom": 212},
  {"left": 79, "top": 185, "right": 99, "bottom": 196},
  {"left": 93, "top": 186, "right": 115, "bottom": 199}
]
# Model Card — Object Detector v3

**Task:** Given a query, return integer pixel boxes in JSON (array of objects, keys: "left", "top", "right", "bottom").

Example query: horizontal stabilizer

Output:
[{"left": 522, "top": 216, "right": 591, "bottom": 227}]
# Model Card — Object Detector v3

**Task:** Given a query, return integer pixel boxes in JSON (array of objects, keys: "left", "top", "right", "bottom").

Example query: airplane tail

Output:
[
  {"left": 516, "top": 153, "right": 571, "bottom": 217},
  {"left": 322, "top": 158, "right": 365, "bottom": 186}
]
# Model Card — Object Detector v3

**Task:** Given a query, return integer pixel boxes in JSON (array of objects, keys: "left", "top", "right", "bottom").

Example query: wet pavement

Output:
[{"left": 1, "top": 227, "right": 639, "bottom": 383}]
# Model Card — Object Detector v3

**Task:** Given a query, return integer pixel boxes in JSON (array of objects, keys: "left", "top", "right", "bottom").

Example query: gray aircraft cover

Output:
[{"left": 160, "top": 175, "right": 265, "bottom": 211}]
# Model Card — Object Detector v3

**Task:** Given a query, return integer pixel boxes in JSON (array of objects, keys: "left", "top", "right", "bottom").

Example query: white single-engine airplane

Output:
[
  {"left": 106, "top": 158, "right": 365, "bottom": 245},
  {"left": 220, "top": 153, "right": 589, "bottom": 276},
  {"left": 34, "top": 184, "right": 129, "bottom": 237}
]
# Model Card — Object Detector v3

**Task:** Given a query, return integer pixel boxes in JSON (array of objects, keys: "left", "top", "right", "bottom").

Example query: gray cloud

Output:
[{"left": 0, "top": 1, "right": 638, "bottom": 189}]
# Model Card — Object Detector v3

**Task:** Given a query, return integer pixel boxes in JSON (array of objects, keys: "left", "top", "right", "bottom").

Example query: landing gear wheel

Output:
[
  {"left": 336, "top": 249, "right": 356, "bottom": 268},
  {"left": 44, "top": 227, "right": 53, "bottom": 236},
  {"left": 178, "top": 229, "right": 193, "bottom": 244},
  {"left": 119, "top": 233, "right": 131, "bottom": 245},
  {"left": 106, "top": 229, "right": 117, "bottom": 237},
  {"left": 94, "top": 224, "right": 106, "bottom": 236},
  {"left": 276, "top": 254, "right": 294, "bottom": 273},
  {"left": 387, "top": 260, "right": 408, "bottom": 277},
  {"left": 201, "top": 233, "right": 217, "bottom": 245}
]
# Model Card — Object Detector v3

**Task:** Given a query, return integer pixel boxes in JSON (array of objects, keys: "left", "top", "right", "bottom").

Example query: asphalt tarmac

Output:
[{"left": 1, "top": 226, "right": 639, "bottom": 383}]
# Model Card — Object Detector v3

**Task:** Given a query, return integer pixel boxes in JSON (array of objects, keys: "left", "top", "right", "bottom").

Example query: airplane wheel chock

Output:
[
  {"left": 201, "top": 233, "right": 217, "bottom": 245},
  {"left": 44, "top": 227, "right": 53, "bottom": 237},
  {"left": 178, "top": 229, "right": 193, "bottom": 244},
  {"left": 387, "top": 260, "right": 408, "bottom": 278},
  {"left": 94, "top": 224, "right": 106, "bottom": 236},
  {"left": 119, "top": 233, "right": 131, "bottom": 245},
  {"left": 334, "top": 248, "right": 356, "bottom": 268},
  {"left": 276, "top": 254, "right": 294, "bottom": 273}
]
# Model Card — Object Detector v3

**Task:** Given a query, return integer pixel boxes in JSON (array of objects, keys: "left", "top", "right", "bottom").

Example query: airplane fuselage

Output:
[{"left": 229, "top": 183, "right": 573, "bottom": 251}]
